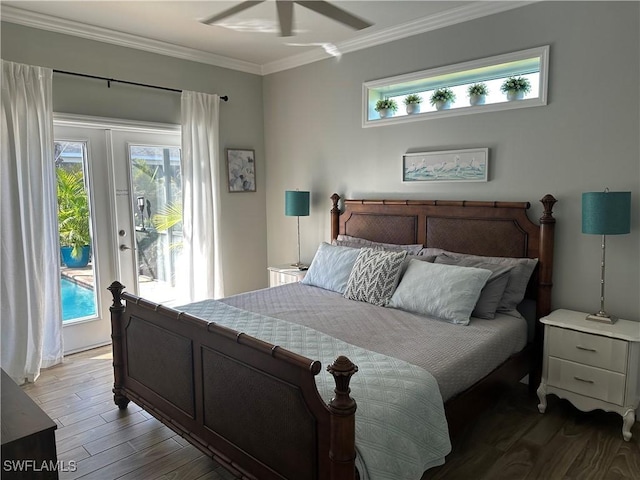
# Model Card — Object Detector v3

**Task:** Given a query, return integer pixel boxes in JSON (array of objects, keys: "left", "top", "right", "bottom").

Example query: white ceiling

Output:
[{"left": 1, "top": 1, "right": 532, "bottom": 75}]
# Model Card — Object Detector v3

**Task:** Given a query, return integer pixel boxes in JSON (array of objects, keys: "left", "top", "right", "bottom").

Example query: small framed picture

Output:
[
  {"left": 226, "top": 148, "right": 256, "bottom": 192},
  {"left": 402, "top": 148, "right": 489, "bottom": 183}
]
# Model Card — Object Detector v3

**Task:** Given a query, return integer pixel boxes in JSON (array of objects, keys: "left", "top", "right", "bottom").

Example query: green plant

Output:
[
  {"left": 152, "top": 201, "right": 183, "bottom": 251},
  {"left": 57, "top": 167, "right": 91, "bottom": 259},
  {"left": 467, "top": 83, "right": 489, "bottom": 96},
  {"left": 500, "top": 76, "right": 531, "bottom": 94},
  {"left": 429, "top": 88, "right": 456, "bottom": 106},
  {"left": 403, "top": 94, "right": 422, "bottom": 105},
  {"left": 374, "top": 98, "right": 398, "bottom": 112}
]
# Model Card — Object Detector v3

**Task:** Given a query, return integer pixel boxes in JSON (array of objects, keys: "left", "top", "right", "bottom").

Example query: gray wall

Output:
[
  {"left": 1, "top": 22, "right": 267, "bottom": 295},
  {"left": 3, "top": 2, "right": 639, "bottom": 320},
  {"left": 264, "top": 2, "right": 640, "bottom": 320}
]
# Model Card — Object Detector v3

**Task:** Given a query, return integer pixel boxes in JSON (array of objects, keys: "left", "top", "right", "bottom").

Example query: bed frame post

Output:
[
  {"left": 331, "top": 193, "right": 341, "bottom": 241},
  {"left": 532, "top": 194, "right": 557, "bottom": 392},
  {"left": 537, "top": 194, "right": 557, "bottom": 319},
  {"left": 327, "top": 356, "right": 358, "bottom": 480},
  {"left": 108, "top": 281, "right": 130, "bottom": 410}
]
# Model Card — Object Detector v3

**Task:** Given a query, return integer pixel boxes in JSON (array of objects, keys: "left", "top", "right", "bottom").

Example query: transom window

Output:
[{"left": 363, "top": 45, "right": 549, "bottom": 127}]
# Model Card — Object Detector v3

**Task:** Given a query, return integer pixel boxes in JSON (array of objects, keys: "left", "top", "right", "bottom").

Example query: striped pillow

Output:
[{"left": 344, "top": 248, "right": 407, "bottom": 306}]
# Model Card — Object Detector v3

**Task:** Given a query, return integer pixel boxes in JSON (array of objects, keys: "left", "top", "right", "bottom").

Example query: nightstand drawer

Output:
[
  {"left": 548, "top": 326, "right": 628, "bottom": 373},
  {"left": 547, "top": 357, "right": 626, "bottom": 406}
]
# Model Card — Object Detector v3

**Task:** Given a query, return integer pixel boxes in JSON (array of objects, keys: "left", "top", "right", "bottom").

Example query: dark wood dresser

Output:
[{"left": 1, "top": 369, "right": 59, "bottom": 479}]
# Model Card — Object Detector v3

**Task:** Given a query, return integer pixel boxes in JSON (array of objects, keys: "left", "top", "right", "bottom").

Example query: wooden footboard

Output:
[{"left": 108, "top": 282, "right": 358, "bottom": 480}]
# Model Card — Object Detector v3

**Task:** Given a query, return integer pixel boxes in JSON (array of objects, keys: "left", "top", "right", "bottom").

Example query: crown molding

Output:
[
  {"left": 262, "top": 1, "right": 536, "bottom": 74},
  {"left": 1, "top": 5, "right": 263, "bottom": 75},
  {"left": 3, "top": 2, "right": 535, "bottom": 77}
]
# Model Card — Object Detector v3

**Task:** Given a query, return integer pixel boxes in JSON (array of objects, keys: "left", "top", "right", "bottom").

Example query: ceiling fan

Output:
[{"left": 201, "top": 1, "right": 373, "bottom": 37}]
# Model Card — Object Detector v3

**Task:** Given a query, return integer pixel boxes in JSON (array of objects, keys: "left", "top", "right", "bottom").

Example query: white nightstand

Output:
[
  {"left": 268, "top": 265, "right": 307, "bottom": 287},
  {"left": 537, "top": 309, "right": 640, "bottom": 441}
]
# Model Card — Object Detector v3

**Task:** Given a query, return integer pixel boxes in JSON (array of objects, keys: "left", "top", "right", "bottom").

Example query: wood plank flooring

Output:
[
  {"left": 21, "top": 346, "right": 230, "bottom": 480},
  {"left": 22, "top": 346, "right": 640, "bottom": 480}
]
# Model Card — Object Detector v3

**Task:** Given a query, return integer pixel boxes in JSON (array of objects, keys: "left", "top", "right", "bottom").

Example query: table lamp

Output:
[
  {"left": 582, "top": 189, "right": 631, "bottom": 324},
  {"left": 285, "top": 190, "right": 310, "bottom": 269}
]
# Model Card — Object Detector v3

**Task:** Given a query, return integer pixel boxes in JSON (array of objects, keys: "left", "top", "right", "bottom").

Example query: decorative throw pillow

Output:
[
  {"left": 388, "top": 259, "right": 492, "bottom": 325},
  {"left": 301, "top": 243, "right": 360, "bottom": 294},
  {"left": 343, "top": 248, "right": 407, "bottom": 306},
  {"left": 435, "top": 254, "right": 513, "bottom": 319}
]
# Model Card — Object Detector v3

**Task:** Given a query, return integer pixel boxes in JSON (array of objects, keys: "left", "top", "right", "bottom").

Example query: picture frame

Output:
[
  {"left": 402, "top": 148, "right": 489, "bottom": 183},
  {"left": 226, "top": 148, "right": 256, "bottom": 192}
]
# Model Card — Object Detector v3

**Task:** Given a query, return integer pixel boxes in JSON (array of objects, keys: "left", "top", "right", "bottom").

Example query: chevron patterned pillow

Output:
[{"left": 344, "top": 248, "right": 407, "bottom": 306}]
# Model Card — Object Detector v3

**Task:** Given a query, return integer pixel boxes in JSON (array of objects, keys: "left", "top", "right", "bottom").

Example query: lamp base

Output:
[
  {"left": 290, "top": 262, "right": 308, "bottom": 270},
  {"left": 585, "top": 312, "right": 618, "bottom": 324}
]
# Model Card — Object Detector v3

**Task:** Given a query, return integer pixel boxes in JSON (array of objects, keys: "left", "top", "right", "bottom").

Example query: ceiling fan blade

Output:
[
  {"left": 276, "top": 0, "right": 294, "bottom": 37},
  {"left": 295, "top": 1, "right": 372, "bottom": 30},
  {"left": 201, "top": 1, "right": 266, "bottom": 25}
]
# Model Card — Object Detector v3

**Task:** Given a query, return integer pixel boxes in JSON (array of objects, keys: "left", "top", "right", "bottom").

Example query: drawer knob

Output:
[
  {"left": 574, "top": 376, "right": 595, "bottom": 384},
  {"left": 575, "top": 345, "right": 597, "bottom": 352}
]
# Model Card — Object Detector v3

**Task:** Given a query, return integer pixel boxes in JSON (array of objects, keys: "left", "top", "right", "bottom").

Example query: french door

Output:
[
  {"left": 54, "top": 116, "right": 181, "bottom": 353},
  {"left": 110, "top": 129, "right": 182, "bottom": 304}
]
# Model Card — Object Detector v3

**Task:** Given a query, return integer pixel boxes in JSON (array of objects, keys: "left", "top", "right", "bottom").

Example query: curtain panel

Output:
[
  {"left": 1, "top": 60, "right": 63, "bottom": 384},
  {"left": 180, "top": 91, "right": 224, "bottom": 302}
]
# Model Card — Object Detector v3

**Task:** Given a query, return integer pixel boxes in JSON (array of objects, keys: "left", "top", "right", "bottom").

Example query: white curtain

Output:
[
  {"left": 180, "top": 91, "right": 224, "bottom": 302},
  {"left": 1, "top": 60, "right": 63, "bottom": 384}
]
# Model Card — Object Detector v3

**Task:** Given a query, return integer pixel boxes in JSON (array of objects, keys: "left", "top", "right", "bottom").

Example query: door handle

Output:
[{"left": 119, "top": 244, "right": 131, "bottom": 251}]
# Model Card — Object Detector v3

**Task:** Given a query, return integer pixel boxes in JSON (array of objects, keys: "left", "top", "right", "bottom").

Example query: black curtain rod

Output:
[{"left": 53, "top": 69, "right": 229, "bottom": 102}]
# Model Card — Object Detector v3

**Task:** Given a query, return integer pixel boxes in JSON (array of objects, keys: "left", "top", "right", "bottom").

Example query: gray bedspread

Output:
[
  {"left": 180, "top": 298, "right": 451, "bottom": 480},
  {"left": 220, "top": 282, "right": 528, "bottom": 401}
]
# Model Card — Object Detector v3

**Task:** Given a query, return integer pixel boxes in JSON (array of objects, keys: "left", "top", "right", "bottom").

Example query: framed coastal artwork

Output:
[
  {"left": 226, "top": 148, "right": 256, "bottom": 192},
  {"left": 402, "top": 148, "right": 489, "bottom": 183}
]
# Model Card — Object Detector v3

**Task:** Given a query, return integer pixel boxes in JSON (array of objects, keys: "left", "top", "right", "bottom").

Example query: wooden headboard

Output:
[{"left": 330, "top": 193, "right": 557, "bottom": 320}]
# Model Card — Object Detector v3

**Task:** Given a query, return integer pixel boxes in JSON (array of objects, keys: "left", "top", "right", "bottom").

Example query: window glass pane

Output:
[
  {"left": 129, "top": 145, "right": 182, "bottom": 305},
  {"left": 55, "top": 141, "right": 98, "bottom": 323}
]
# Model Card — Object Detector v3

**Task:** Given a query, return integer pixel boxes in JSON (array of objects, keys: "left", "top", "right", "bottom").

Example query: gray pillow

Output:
[
  {"left": 400, "top": 253, "right": 436, "bottom": 277},
  {"left": 435, "top": 254, "right": 513, "bottom": 319},
  {"left": 388, "top": 259, "right": 492, "bottom": 325},
  {"left": 418, "top": 247, "right": 447, "bottom": 257},
  {"left": 344, "top": 248, "right": 407, "bottom": 306},
  {"left": 301, "top": 243, "right": 360, "bottom": 294},
  {"left": 335, "top": 235, "right": 423, "bottom": 255},
  {"left": 438, "top": 251, "right": 538, "bottom": 314}
]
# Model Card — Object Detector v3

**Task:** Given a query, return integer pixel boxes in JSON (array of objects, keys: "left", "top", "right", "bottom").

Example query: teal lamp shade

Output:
[
  {"left": 582, "top": 191, "right": 631, "bottom": 235},
  {"left": 285, "top": 191, "right": 310, "bottom": 217}
]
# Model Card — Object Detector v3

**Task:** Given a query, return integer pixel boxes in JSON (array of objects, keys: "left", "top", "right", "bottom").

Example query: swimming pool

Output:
[{"left": 61, "top": 277, "right": 97, "bottom": 322}]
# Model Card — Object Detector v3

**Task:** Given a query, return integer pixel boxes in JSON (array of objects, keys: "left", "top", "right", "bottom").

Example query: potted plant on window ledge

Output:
[
  {"left": 374, "top": 98, "right": 398, "bottom": 119},
  {"left": 501, "top": 76, "right": 531, "bottom": 101},
  {"left": 403, "top": 94, "right": 423, "bottom": 115},
  {"left": 57, "top": 168, "right": 92, "bottom": 268},
  {"left": 468, "top": 83, "right": 489, "bottom": 106},
  {"left": 430, "top": 88, "right": 456, "bottom": 111}
]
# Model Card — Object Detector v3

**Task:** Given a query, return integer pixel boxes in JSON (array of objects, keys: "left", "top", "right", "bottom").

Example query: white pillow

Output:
[
  {"left": 388, "top": 259, "right": 492, "bottom": 325},
  {"left": 301, "top": 243, "right": 360, "bottom": 294}
]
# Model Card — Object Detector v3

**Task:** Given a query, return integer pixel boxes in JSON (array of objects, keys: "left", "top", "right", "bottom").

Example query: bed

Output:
[{"left": 108, "top": 193, "right": 557, "bottom": 480}]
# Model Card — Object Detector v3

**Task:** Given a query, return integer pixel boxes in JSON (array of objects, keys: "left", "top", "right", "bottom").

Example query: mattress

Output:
[{"left": 220, "top": 282, "right": 528, "bottom": 401}]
